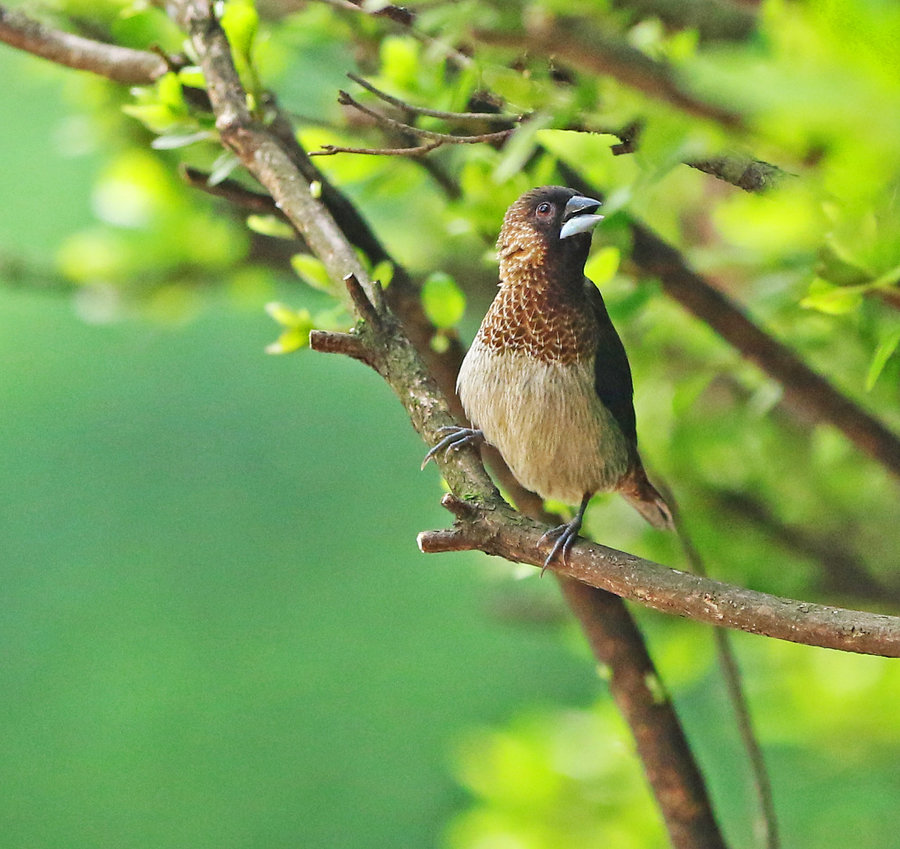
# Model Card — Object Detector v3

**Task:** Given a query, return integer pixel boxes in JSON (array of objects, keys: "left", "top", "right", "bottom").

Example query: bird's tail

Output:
[{"left": 620, "top": 464, "right": 675, "bottom": 531}]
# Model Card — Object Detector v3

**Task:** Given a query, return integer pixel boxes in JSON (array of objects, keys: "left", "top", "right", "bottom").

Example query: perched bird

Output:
[{"left": 424, "top": 186, "right": 673, "bottom": 567}]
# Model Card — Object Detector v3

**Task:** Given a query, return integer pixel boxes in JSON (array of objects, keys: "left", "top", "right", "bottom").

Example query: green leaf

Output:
[
  {"left": 246, "top": 214, "right": 296, "bottom": 239},
  {"left": 585, "top": 246, "right": 620, "bottom": 286},
  {"left": 264, "top": 303, "right": 315, "bottom": 353},
  {"left": 492, "top": 112, "right": 552, "bottom": 184},
  {"left": 372, "top": 259, "right": 394, "bottom": 288},
  {"left": 379, "top": 36, "right": 420, "bottom": 89},
  {"left": 421, "top": 272, "right": 466, "bottom": 329},
  {"left": 208, "top": 151, "right": 240, "bottom": 186},
  {"left": 220, "top": 0, "right": 258, "bottom": 64},
  {"left": 177, "top": 65, "right": 206, "bottom": 88},
  {"left": 865, "top": 328, "right": 900, "bottom": 391},
  {"left": 150, "top": 130, "right": 211, "bottom": 150},
  {"left": 157, "top": 71, "right": 186, "bottom": 109},
  {"left": 290, "top": 254, "right": 334, "bottom": 292},
  {"left": 121, "top": 102, "right": 183, "bottom": 134},
  {"left": 800, "top": 277, "right": 863, "bottom": 315}
]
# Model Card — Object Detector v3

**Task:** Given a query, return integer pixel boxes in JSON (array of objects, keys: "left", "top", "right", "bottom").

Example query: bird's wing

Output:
[{"left": 586, "top": 280, "right": 637, "bottom": 446}]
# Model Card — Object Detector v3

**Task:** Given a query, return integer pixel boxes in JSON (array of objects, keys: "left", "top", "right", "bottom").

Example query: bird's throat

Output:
[{"left": 479, "top": 263, "right": 597, "bottom": 364}]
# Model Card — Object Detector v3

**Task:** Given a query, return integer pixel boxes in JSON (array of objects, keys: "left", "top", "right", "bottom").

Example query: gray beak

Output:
[{"left": 559, "top": 195, "right": 604, "bottom": 240}]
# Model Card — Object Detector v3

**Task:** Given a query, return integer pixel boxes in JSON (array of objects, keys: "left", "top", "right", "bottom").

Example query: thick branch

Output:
[
  {"left": 0, "top": 5, "right": 166, "bottom": 83},
  {"left": 559, "top": 580, "right": 726, "bottom": 849},
  {"left": 419, "top": 496, "right": 900, "bottom": 657}
]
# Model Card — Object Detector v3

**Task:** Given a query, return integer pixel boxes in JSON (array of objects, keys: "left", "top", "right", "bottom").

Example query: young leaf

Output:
[
  {"left": 865, "top": 328, "right": 900, "bottom": 391},
  {"left": 421, "top": 272, "right": 466, "bottom": 329},
  {"left": 290, "top": 254, "right": 334, "bottom": 292},
  {"left": 246, "top": 215, "right": 296, "bottom": 239}
]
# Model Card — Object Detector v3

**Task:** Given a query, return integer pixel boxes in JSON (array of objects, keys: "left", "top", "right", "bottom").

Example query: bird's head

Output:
[{"left": 497, "top": 186, "right": 604, "bottom": 279}]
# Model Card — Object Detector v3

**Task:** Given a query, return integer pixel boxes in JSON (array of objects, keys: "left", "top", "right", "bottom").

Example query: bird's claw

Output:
[
  {"left": 539, "top": 519, "right": 582, "bottom": 574},
  {"left": 421, "top": 426, "right": 483, "bottom": 470}
]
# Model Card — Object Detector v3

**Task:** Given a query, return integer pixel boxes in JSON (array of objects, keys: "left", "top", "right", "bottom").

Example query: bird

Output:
[{"left": 423, "top": 185, "right": 674, "bottom": 568}]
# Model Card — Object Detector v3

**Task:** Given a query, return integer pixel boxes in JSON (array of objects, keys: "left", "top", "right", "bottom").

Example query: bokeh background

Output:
[{"left": 1, "top": 2, "right": 899, "bottom": 848}]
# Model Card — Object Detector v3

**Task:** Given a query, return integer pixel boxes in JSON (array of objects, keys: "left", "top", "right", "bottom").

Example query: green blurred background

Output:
[{"left": 1, "top": 3, "right": 899, "bottom": 847}]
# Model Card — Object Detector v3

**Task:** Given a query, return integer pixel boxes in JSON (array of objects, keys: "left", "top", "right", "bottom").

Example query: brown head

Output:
[
  {"left": 479, "top": 186, "right": 605, "bottom": 362},
  {"left": 497, "top": 186, "right": 603, "bottom": 285}
]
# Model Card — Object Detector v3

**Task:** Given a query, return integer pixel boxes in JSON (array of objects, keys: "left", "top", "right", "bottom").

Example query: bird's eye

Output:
[{"left": 535, "top": 202, "right": 553, "bottom": 219}]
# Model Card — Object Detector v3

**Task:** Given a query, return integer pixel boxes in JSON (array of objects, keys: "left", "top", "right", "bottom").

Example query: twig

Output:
[
  {"left": 180, "top": 165, "right": 287, "bottom": 216},
  {"left": 335, "top": 89, "right": 515, "bottom": 145},
  {"left": 312, "top": 0, "right": 415, "bottom": 26},
  {"left": 677, "top": 527, "right": 780, "bottom": 849},
  {"left": 347, "top": 73, "right": 525, "bottom": 124},
  {"left": 344, "top": 73, "right": 788, "bottom": 190},
  {"left": 0, "top": 4, "right": 167, "bottom": 83},
  {"left": 311, "top": 141, "right": 442, "bottom": 157}
]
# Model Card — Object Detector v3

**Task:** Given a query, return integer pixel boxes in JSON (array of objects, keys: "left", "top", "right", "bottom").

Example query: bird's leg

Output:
[
  {"left": 539, "top": 493, "right": 592, "bottom": 573},
  {"left": 421, "top": 426, "right": 484, "bottom": 470}
]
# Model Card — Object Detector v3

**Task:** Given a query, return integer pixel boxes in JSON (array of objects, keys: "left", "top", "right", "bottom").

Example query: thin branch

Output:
[
  {"left": 347, "top": 73, "right": 525, "bottom": 124},
  {"left": 677, "top": 528, "right": 779, "bottom": 849},
  {"left": 180, "top": 165, "right": 286, "bottom": 216},
  {"left": 0, "top": 4, "right": 166, "bottom": 84},
  {"left": 312, "top": 0, "right": 415, "bottom": 26},
  {"left": 342, "top": 75, "right": 788, "bottom": 191},
  {"left": 308, "top": 327, "right": 372, "bottom": 363},
  {"left": 418, "top": 495, "right": 900, "bottom": 657},
  {"left": 335, "top": 89, "right": 515, "bottom": 145},
  {"left": 311, "top": 140, "right": 443, "bottom": 157}
]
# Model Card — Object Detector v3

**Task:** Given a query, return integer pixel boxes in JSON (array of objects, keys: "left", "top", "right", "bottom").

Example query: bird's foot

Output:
[
  {"left": 538, "top": 494, "right": 591, "bottom": 574},
  {"left": 538, "top": 516, "right": 584, "bottom": 574},
  {"left": 421, "top": 426, "right": 484, "bottom": 470}
]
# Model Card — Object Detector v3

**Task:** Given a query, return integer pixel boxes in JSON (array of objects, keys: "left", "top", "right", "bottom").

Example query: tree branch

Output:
[
  {"left": 473, "top": 20, "right": 744, "bottom": 130},
  {"left": 610, "top": 0, "right": 758, "bottom": 43},
  {"left": 418, "top": 495, "right": 900, "bottom": 657},
  {"left": 558, "top": 579, "right": 727, "bottom": 849},
  {"left": 0, "top": 4, "right": 167, "bottom": 84}
]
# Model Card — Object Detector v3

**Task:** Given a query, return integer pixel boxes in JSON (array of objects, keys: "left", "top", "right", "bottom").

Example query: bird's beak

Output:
[{"left": 559, "top": 195, "right": 604, "bottom": 240}]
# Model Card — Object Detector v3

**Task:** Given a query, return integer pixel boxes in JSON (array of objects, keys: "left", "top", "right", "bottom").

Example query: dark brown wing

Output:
[{"left": 585, "top": 280, "right": 637, "bottom": 446}]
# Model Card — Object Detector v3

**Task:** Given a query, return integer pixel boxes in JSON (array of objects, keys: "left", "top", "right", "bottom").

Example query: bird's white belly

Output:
[{"left": 457, "top": 341, "right": 629, "bottom": 504}]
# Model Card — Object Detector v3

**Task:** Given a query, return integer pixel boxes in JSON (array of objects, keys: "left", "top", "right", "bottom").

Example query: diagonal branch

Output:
[
  {"left": 473, "top": 20, "right": 744, "bottom": 129},
  {"left": 0, "top": 4, "right": 167, "bottom": 83}
]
